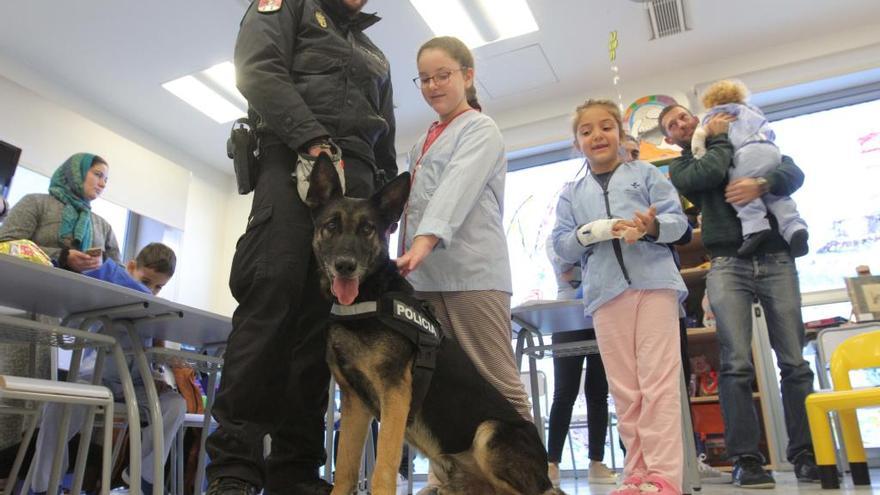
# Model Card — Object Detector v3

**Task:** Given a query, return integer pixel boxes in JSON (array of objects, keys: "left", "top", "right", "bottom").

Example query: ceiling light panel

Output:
[
  {"left": 410, "top": 0, "right": 484, "bottom": 48},
  {"left": 410, "top": 0, "right": 539, "bottom": 48},
  {"left": 478, "top": 0, "right": 538, "bottom": 40},
  {"left": 162, "top": 75, "right": 245, "bottom": 124}
]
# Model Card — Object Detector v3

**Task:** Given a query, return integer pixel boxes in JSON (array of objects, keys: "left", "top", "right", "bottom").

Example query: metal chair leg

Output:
[{"left": 3, "top": 409, "right": 39, "bottom": 495}]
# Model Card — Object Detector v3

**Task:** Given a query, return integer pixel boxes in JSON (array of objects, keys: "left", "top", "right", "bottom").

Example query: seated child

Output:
[
  {"left": 124, "top": 242, "right": 176, "bottom": 295},
  {"left": 690, "top": 79, "right": 808, "bottom": 257},
  {"left": 30, "top": 242, "right": 181, "bottom": 495},
  {"left": 82, "top": 242, "right": 176, "bottom": 295}
]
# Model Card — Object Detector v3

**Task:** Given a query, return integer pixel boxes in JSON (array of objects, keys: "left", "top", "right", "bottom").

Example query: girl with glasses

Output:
[{"left": 397, "top": 36, "right": 539, "bottom": 493}]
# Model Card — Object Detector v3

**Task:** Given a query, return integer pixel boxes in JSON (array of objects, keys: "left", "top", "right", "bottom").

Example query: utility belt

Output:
[{"left": 228, "top": 118, "right": 385, "bottom": 198}]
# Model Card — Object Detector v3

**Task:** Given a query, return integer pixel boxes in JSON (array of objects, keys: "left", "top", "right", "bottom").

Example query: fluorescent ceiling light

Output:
[
  {"left": 203, "top": 61, "right": 247, "bottom": 106},
  {"left": 162, "top": 75, "right": 245, "bottom": 124},
  {"left": 478, "top": 0, "right": 538, "bottom": 40},
  {"left": 410, "top": 0, "right": 483, "bottom": 48},
  {"left": 410, "top": 0, "right": 538, "bottom": 48}
]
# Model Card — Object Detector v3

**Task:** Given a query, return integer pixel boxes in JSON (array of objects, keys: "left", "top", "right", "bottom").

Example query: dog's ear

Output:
[
  {"left": 372, "top": 172, "right": 411, "bottom": 226},
  {"left": 306, "top": 154, "right": 343, "bottom": 208}
]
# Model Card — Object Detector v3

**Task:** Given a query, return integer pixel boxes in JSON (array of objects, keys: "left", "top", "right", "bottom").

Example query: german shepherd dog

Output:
[{"left": 306, "top": 157, "right": 565, "bottom": 495}]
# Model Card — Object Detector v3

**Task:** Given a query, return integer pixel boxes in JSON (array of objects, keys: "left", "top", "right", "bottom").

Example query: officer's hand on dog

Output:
[
  {"left": 306, "top": 136, "right": 334, "bottom": 158},
  {"left": 396, "top": 235, "right": 439, "bottom": 277},
  {"left": 308, "top": 144, "right": 333, "bottom": 157}
]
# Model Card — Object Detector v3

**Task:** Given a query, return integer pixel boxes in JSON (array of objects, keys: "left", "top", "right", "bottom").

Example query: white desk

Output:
[
  {"left": 0, "top": 253, "right": 231, "bottom": 495},
  {"left": 510, "top": 299, "right": 701, "bottom": 494}
]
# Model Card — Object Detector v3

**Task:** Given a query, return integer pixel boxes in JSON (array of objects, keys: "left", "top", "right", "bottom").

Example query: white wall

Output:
[
  {"left": 213, "top": 190, "right": 251, "bottom": 316},
  {"left": 0, "top": 71, "right": 240, "bottom": 316}
]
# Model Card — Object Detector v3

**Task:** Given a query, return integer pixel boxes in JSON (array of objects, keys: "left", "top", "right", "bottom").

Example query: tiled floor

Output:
[{"left": 403, "top": 469, "right": 880, "bottom": 494}]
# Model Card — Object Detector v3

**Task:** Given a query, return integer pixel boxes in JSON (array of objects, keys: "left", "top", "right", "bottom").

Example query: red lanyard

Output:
[{"left": 400, "top": 108, "right": 473, "bottom": 252}]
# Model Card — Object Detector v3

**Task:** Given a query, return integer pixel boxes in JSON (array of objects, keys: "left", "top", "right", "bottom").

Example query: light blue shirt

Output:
[
  {"left": 403, "top": 110, "right": 511, "bottom": 292},
  {"left": 552, "top": 160, "right": 688, "bottom": 315}
]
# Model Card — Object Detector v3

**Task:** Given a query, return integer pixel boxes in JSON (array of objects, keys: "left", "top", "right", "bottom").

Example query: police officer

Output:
[{"left": 205, "top": 0, "right": 396, "bottom": 493}]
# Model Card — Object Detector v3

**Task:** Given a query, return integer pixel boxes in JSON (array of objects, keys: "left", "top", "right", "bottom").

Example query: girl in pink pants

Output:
[{"left": 551, "top": 99, "right": 688, "bottom": 494}]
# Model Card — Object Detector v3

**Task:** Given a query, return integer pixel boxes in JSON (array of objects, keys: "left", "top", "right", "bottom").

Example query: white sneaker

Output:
[
  {"left": 587, "top": 461, "right": 618, "bottom": 484},
  {"left": 697, "top": 453, "right": 732, "bottom": 484},
  {"left": 547, "top": 462, "right": 560, "bottom": 487}
]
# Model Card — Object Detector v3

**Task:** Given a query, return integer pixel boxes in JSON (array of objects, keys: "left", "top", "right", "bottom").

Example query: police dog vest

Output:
[{"left": 330, "top": 292, "right": 443, "bottom": 424}]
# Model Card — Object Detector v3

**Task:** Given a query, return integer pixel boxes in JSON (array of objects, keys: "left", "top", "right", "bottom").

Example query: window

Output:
[
  {"left": 129, "top": 214, "right": 182, "bottom": 301},
  {"left": 6, "top": 166, "right": 49, "bottom": 207},
  {"left": 772, "top": 98, "right": 880, "bottom": 292},
  {"left": 91, "top": 198, "right": 129, "bottom": 255},
  {"left": 503, "top": 157, "right": 586, "bottom": 306}
]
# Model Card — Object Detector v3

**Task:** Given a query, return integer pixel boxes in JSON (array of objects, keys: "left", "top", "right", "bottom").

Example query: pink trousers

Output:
[{"left": 593, "top": 289, "right": 683, "bottom": 491}]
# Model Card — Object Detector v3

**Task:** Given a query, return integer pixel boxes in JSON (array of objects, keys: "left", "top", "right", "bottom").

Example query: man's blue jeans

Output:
[{"left": 706, "top": 252, "right": 814, "bottom": 463}]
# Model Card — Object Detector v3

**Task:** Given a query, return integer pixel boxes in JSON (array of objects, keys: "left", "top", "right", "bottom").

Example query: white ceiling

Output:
[{"left": 1, "top": 0, "right": 879, "bottom": 176}]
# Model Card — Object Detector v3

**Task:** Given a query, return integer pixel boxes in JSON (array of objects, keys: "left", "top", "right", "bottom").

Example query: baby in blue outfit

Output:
[{"left": 691, "top": 79, "right": 809, "bottom": 257}]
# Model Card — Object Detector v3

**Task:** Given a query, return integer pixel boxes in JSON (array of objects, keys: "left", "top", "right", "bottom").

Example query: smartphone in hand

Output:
[{"left": 85, "top": 247, "right": 103, "bottom": 257}]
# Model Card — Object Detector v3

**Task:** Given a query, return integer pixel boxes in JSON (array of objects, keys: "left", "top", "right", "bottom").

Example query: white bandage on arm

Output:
[
  {"left": 691, "top": 126, "right": 708, "bottom": 158},
  {"left": 576, "top": 219, "right": 619, "bottom": 247}
]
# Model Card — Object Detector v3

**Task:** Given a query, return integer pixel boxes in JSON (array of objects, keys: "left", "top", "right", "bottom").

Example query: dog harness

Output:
[{"left": 329, "top": 292, "right": 443, "bottom": 424}]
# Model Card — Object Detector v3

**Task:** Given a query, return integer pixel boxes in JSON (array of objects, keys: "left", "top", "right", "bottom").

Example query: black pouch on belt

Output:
[{"left": 227, "top": 118, "right": 259, "bottom": 194}]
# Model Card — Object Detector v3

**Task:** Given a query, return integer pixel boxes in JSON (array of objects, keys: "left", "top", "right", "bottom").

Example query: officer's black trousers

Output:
[{"left": 205, "top": 141, "right": 374, "bottom": 492}]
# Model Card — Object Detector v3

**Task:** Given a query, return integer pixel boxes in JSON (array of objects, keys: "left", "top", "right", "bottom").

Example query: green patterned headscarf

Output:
[{"left": 49, "top": 153, "right": 98, "bottom": 250}]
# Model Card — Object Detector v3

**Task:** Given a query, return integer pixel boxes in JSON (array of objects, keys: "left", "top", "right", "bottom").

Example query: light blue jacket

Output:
[
  {"left": 403, "top": 110, "right": 511, "bottom": 292},
  {"left": 703, "top": 103, "right": 775, "bottom": 149},
  {"left": 552, "top": 160, "right": 688, "bottom": 315}
]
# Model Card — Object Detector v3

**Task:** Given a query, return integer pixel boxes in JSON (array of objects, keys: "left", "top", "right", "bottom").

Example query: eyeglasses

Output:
[{"left": 412, "top": 67, "right": 467, "bottom": 89}]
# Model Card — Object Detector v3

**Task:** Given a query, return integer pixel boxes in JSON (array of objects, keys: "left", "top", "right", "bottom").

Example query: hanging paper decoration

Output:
[
  {"left": 609, "top": 31, "right": 624, "bottom": 113},
  {"left": 608, "top": 31, "right": 618, "bottom": 61}
]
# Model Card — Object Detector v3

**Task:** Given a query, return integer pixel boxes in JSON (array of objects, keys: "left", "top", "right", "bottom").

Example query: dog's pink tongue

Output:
[{"left": 332, "top": 277, "right": 360, "bottom": 305}]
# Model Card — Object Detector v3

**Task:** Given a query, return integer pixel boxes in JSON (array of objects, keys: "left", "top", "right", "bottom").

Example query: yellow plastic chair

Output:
[{"left": 805, "top": 329, "right": 880, "bottom": 489}]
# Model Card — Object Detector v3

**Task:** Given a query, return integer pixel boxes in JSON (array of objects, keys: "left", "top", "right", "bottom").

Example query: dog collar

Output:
[{"left": 330, "top": 301, "right": 377, "bottom": 317}]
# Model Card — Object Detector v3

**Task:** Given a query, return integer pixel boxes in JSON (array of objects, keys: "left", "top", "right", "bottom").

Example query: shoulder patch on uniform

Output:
[
  {"left": 315, "top": 10, "right": 328, "bottom": 28},
  {"left": 257, "top": 0, "right": 281, "bottom": 13}
]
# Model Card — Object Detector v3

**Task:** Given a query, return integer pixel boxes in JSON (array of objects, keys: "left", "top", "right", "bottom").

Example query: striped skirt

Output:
[{"left": 415, "top": 290, "right": 533, "bottom": 421}]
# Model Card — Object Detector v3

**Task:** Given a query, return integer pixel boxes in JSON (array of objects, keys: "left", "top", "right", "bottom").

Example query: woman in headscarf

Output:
[
  {"left": 0, "top": 152, "right": 120, "bottom": 271},
  {"left": 0, "top": 153, "right": 122, "bottom": 479}
]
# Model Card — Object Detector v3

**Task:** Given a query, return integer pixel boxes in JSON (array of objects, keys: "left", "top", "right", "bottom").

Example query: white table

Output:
[
  {"left": 511, "top": 299, "right": 701, "bottom": 494},
  {"left": 0, "top": 253, "right": 231, "bottom": 495}
]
